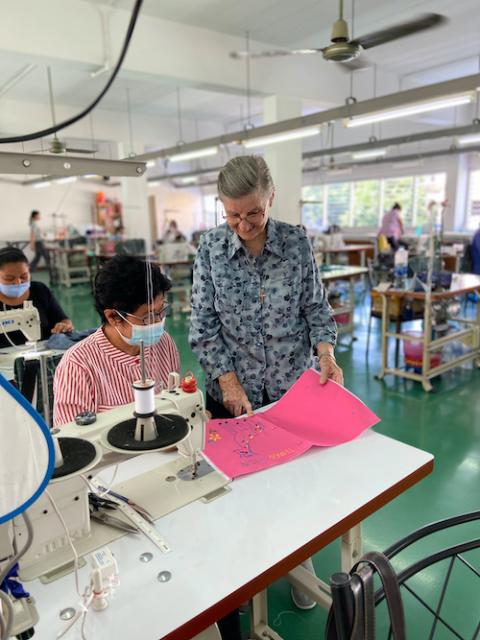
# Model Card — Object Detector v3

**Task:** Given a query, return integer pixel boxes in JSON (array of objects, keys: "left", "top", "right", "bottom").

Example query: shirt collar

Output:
[{"left": 226, "top": 219, "right": 284, "bottom": 260}]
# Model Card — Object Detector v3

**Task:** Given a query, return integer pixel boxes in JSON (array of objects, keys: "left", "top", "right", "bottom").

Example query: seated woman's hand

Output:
[
  {"left": 51, "top": 320, "right": 74, "bottom": 334},
  {"left": 218, "top": 372, "right": 253, "bottom": 417}
]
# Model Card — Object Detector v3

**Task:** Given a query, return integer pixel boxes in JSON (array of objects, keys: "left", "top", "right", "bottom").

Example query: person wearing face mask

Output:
[
  {"left": 0, "top": 247, "right": 73, "bottom": 349},
  {"left": 53, "top": 255, "right": 178, "bottom": 427},
  {"left": 189, "top": 156, "right": 341, "bottom": 630}
]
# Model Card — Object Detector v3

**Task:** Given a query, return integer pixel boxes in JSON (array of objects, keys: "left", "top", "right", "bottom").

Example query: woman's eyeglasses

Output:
[
  {"left": 120, "top": 304, "right": 170, "bottom": 325},
  {"left": 222, "top": 208, "right": 266, "bottom": 225}
]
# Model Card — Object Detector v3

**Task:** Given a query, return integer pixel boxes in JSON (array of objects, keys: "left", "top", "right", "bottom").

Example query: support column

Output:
[
  {"left": 263, "top": 96, "right": 303, "bottom": 225},
  {"left": 444, "top": 154, "right": 469, "bottom": 231},
  {"left": 121, "top": 175, "right": 152, "bottom": 251},
  {"left": 117, "top": 143, "right": 152, "bottom": 251}
]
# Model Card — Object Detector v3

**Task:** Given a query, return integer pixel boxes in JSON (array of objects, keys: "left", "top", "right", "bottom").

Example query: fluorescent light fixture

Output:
[
  {"left": 33, "top": 181, "right": 51, "bottom": 189},
  {"left": 168, "top": 147, "right": 218, "bottom": 163},
  {"left": 82, "top": 174, "right": 98, "bottom": 179},
  {"left": 56, "top": 177, "right": 77, "bottom": 185},
  {"left": 243, "top": 127, "right": 321, "bottom": 149},
  {"left": 148, "top": 181, "right": 161, "bottom": 187},
  {"left": 146, "top": 160, "right": 156, "bottom": 168},
  {"left": 327, "top": 168, "right": 352, "bottom": 177},
  {"left": 352, "top": 148, "right": 387, "bottom": 160},
  {"left": 179, "top": 176, "right": 199, "bottom": 185},
  {"left": 344, "top": 94, "right": 473, "bottom": 128},
  {"left": 456, "top": 133, "right": 480, "bottom": 145}
]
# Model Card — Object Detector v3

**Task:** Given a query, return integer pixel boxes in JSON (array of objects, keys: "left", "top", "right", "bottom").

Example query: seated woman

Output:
[
  {"left": 0, "top": 247, "right": 73, "bottom": 348},
  {"left": 53, "top": 255, "right": 178, "bottom": 427}
]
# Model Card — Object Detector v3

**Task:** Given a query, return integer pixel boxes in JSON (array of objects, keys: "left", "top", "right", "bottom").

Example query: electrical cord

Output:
[
  {"left": 0, "top": 0, "right": 143, "bottom": 144},
  {"left": 0, "top": 590, "right": 12, "bottom": 640},
  {"left": 0, "top": 512, "right": 34, "bottom": 639}
]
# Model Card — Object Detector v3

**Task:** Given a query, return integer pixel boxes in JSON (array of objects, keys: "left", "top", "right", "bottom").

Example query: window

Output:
[
  {"left": 302, "top": 172, "right": 446, "bottom": 230},
  {"left": 352, "top": 180, "right": 381, "bottom": 227},
  {"left": 466, "top": 170, "right": 480, "bottom": 231},
  {"left": 383, "top": 176, "right": 414, "bottom": 226},
  {"left": 326, "top": 182, "right": 350, "bottom": 227},
  {"left": 415, "top": 173, "right": 447, "bottom": 227},
  {"left": 202, "top": 195, "right": 217, "bottom": 229},
  {"left": 301, "top": 185, "right": 325, "bottom": 232}
]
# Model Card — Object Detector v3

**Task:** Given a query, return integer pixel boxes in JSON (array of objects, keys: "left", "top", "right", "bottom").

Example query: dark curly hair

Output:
[{"left": 94, "top": 256, "right": 171, "bottom": 323}]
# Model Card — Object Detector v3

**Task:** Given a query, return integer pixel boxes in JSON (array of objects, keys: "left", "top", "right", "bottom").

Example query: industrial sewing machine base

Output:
[
  {"left": 19, "top": 455, "right": 230, "bottom": 583},
  {"left": 249, "top": 524, "right": 362, "bottom": 640}
]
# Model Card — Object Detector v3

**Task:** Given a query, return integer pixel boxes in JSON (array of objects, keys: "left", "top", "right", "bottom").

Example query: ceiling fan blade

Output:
[
  {"left": 65, "top": 147, "right": 97, "bottom": 154},
  {"left": 351, "top": 13, "right": 447, "bottom": 51},
  {"left": 230, "top": 48, "right": 324, "bottom": 59}
]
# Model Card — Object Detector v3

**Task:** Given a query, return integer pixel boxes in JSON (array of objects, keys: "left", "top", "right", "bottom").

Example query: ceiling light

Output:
[
  {"left": 82, "top": 174, "right": 98, "bottom": 179},
  {"left": 179, "top": 176, "right": 199, "bottom": 185},
  {"left": 352, "top": 148, "right": 387, "bottom": 160},
  {"left": 243, "top": 127, "right": 321, "bottom": 149},
  {"left": 56, "top": 177, "right": 77, "bottom": 185},
  {"left": 456, "top": 133, "right": 480, "bottom": 145},
  {"left": 33, "top": 181, "right": 51, "bottom": 189},
  {"left": 168, "top": 147, "right": 218, "bottom": 163},
  {"left": 344, "top": 94, "right": 473, "bottom": 128},
  {"left": 148, "top": 181, "right": 161, "bottom": 187},
  {"left": 146, "top": 160, "right": 156, "bottom": 168}
]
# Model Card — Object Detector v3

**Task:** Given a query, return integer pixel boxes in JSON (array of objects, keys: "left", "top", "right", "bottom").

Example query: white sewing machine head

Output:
[
  {"left": 13, "top": 373, "right": 229, "bottom": 583},
  {"left": 0, "top": 302, "right": 41, "bottom": 343}
]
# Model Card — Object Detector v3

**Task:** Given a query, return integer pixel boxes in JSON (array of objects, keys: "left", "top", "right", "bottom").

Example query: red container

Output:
[{"left": 403, "top": 331, "right": 442, "bottom": 369}]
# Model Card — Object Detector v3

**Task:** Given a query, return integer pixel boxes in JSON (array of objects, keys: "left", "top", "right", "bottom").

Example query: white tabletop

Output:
[
  {"left": 31, "top": 430, "right": 433, "bottom": 640},
  {"left": 0, "top": 343, "right": 63, "bottom": 381}
]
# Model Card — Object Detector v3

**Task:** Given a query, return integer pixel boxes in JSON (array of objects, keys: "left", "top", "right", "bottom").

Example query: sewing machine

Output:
[
  {"left": 11, "top": 371, "right": 230, "bottom": 584},
  {"left": 0, "top": 302, "right": 41, "bottom": 344}
]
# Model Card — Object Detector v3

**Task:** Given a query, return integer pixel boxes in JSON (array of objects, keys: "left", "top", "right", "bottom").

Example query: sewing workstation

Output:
[{"left": 3, "top": 2, "right": 480, "bottom": 639}]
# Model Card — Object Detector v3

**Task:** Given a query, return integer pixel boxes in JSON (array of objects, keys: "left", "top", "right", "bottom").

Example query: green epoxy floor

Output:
[{"left": 51, "top": 279, "right": 480, "bottom": 639}]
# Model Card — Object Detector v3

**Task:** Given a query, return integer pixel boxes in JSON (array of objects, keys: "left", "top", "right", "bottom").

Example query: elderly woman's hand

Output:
[
  {"left": 218, "top": 372, "right": 253, "bottom": 417},
  {"left": 318, "top": 352, "right": 344, "bottom": 386}
]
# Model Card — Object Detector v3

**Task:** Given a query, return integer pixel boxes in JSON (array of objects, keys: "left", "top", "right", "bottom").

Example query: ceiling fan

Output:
[
  {"left": 229, "top": 1, "right": 446, "bottom": 70},
  {"left": 31, "top": 67, "right": 97, "bottom": 155}
]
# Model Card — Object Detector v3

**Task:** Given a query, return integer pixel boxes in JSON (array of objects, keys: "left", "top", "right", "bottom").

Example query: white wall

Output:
[
  {"left": 149, "top": 183, "right": 204, "bottom": 240},
  {"left": 0, "top": 179, "right": 120, "bottom": 242}
]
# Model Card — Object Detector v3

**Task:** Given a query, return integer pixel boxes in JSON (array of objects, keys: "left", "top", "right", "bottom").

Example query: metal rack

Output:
[{"left": 375, "top": 274, "right": 480, "bottom": 392}]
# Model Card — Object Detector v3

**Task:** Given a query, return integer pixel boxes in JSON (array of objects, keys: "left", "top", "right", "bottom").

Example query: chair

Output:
[{"left": 326, "top": 511, "right": 480, "bottom": 639}]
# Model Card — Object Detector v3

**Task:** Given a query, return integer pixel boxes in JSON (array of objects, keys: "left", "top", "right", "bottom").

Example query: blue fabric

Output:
[
  {"left": 472, "top": 229, "right": 480, "bottom": 275},
  {"left": 189, "top": 219, "right": 337, "bottom": 409},
  {"left": 0, "top": 564, "right": 30, "bottom": 599},
  {"left": 45, "top": 328, "right": 96, "bottom": 350}
]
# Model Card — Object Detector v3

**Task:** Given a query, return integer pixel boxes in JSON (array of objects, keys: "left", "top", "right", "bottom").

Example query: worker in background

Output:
[
  {"left": 472, "top": 225, "right": 480, "bottom": 275},
  {"left": 53, "top": 256, "right": 178, "bottom": 427},
  {"left": 162, "top": 219, "right": 185, "bottom": 243},
  {"left": 378, "top": 202, "right": 405, "bottom": 251},
  {"left": 189, "top": 155, "right": 342, "bottom": 637},
  {"left": 0, "top": 247, "right": 73, "bottom": 349},
  {"left": 29, "top": 210, "right": 51, "bottom": 271}
]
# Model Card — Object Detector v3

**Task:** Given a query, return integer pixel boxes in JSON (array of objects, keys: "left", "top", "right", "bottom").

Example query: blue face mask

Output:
[
  {"left": 115, "top": 313, "right": 165, "bottom": 347},
  {"left": 0, "top": 282, "right": 30, "bottom": 298}
]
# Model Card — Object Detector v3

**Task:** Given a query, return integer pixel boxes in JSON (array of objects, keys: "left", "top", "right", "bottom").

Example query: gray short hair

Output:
[{"left": 217, "top": 155, "right": 274, "bottom": 200}]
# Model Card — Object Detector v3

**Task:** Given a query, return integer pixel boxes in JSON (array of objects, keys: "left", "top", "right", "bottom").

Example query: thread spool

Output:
[{"left": 133, "top": 379, "right": 155, "bottom": 415}]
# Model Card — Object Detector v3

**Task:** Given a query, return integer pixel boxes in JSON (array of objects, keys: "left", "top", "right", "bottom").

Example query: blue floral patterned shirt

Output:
[{"left": 189, "top": 219, "right": 337, "bottom": 409}]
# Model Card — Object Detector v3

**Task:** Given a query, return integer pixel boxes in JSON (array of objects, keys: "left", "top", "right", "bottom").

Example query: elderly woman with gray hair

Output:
[{"left": 189, "top": 155, "right": 342, "bottom": 636}]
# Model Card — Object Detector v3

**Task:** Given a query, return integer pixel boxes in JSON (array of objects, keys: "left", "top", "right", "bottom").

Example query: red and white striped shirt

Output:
[{"left": 53, "top": 327, "right": 180, "bottom": 427}]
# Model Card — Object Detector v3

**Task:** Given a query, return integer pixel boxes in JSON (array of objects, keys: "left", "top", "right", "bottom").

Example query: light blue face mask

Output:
[
  {"left": 115, "top": 312, "right": 165, "bottom": 347},
  {"left": 0, "top": 281, "right": 30, "bottom": 298}
]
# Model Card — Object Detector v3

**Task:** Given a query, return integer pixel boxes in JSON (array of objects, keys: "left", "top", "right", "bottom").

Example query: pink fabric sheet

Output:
[{"left": 203, "top": 370, "right": 380, "bottom": 478}]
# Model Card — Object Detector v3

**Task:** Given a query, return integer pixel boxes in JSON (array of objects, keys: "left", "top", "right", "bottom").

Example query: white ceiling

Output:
[{"left": 0, "top": 0, "right": 479, "bottom": 147}]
